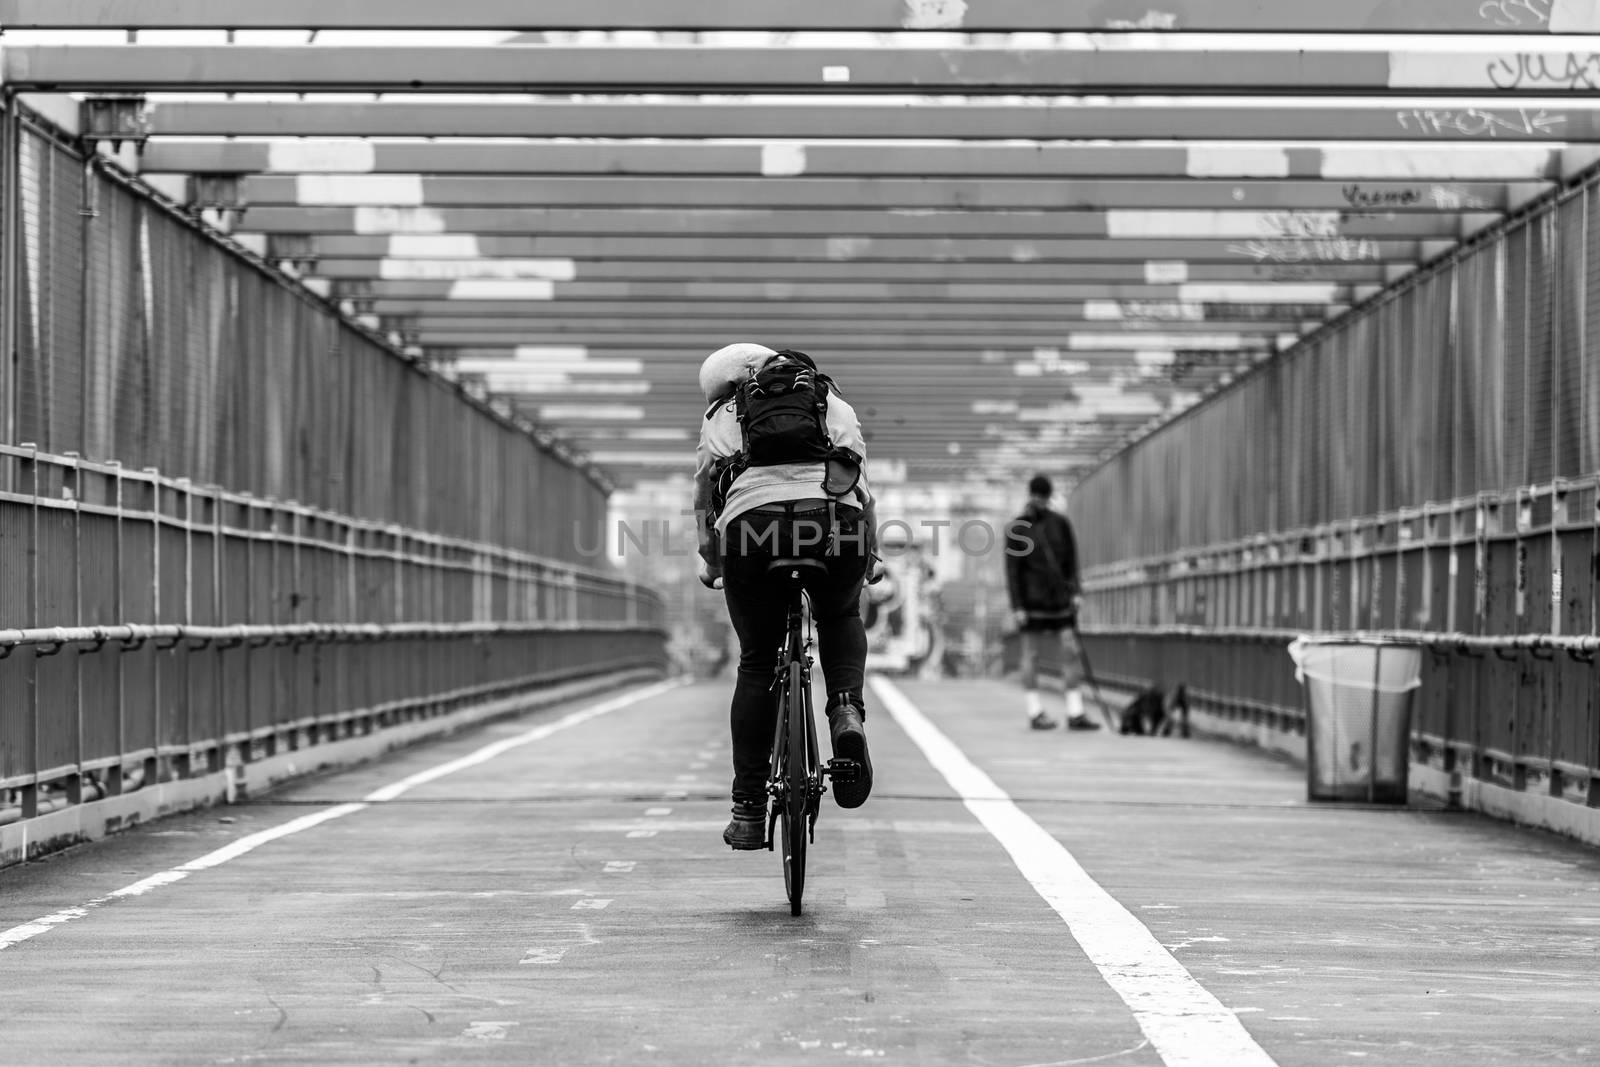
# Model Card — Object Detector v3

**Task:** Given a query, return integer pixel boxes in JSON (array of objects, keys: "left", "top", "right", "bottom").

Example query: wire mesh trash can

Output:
[{"left": 1287, "top": 638, "right": 1423, "bottom": 803}]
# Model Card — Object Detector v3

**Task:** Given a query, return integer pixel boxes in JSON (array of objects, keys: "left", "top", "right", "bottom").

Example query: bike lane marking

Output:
[
  {"left": 0, "top": 678, "right": 686, "bottom": 953},
  {"left": 870, "top": 675, "right": 1279, "bottom": 1067}
]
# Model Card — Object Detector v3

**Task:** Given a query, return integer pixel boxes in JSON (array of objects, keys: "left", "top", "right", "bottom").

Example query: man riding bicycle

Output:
[{"left": 693, "top": 343, "right": 879, "bottom": 850}]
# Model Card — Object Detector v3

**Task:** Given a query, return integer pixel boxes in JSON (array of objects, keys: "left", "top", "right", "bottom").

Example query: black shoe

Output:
[
  {"left": 1029, "top": 712, "right": 1059, "bottom": 731},
  {"left": 1065, "top": 715, "right": 1102, "bottom": 731},
  {"left": 827, "top": 698, "right": 873, "bottom": 809},
  {"left": 722, "top": 800, "right": 766, "bottom": 850}
]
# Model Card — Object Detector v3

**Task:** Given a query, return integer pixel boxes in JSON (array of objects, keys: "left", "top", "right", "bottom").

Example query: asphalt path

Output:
[{"left": 1, "top": 677, "right": 1597, "bottom": 1065}]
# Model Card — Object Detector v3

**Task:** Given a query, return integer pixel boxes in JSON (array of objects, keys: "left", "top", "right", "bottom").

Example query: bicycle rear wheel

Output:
[{"left": 780, "top": 660, "right": 809, "bottom": 916}]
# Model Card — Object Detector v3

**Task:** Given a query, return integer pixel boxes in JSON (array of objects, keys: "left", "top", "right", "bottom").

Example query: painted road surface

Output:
[{"left": 0, "top": 677, "right": 1597, "bottom": 1065}]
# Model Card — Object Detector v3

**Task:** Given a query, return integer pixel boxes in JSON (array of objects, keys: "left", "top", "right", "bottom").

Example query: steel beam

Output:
[
  {"left": 238, "top": 205, "right": 1468, "bottom": 242},
  {"left": 387, "top": 308, "right": 1325, "bottom": 327},
  {"left": 236, "top": 173, "right": 1515, "bottom": 213},
  {"left": 305, "top": 255, "right": 1394, "bottom": 283},
  {"left": 247, "top": 232, "right": 1428, "bottom": 262},
  {"left": 3, "top": 0, "right": 1587, "bottom": 33},
  {"left": 352, "top": 281, "right": 1351, "bottom": 302},
  {"left": 10, "top": 46, "right": 1598, "bottom": 95},
  {"left": 410, "top": 330, "right": 1293, "bottom": 346},
  {"left": 144, "top": 102, "right": 1593, "bottom": 156},
  {"left": 230, "top": 175, "right": 1526, "bottom": 213},
  {"left": 136, "top": 103, "right": 1600, "bottom": 159},
  {"left": 356, "top": 287, "right": 1344, "bottom": 308}
]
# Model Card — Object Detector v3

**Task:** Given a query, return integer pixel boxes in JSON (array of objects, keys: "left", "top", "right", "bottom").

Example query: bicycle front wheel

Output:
[{"left": 780, "top": 661, "right": 809, "bottom": 916}]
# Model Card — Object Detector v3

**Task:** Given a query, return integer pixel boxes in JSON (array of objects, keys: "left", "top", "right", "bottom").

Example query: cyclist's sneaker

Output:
[
  {"left": 1065, "top": 715, "right": 1102, "bottom": 731},
  {"left": 1029, "top": 712, "right": 1059, "bottom": 731},
  {"left": 827, "top": 698, "right": 873, "bottom": 809},
  {"left": 722, "top": 800, "right": 766, "bottom": 851}
]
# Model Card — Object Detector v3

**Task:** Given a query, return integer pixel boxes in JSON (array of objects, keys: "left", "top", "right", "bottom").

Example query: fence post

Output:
[
  {"left": 1, "top": 96, "right": 19, "bottom": 453},
  {"left": 19, "top": 445, "right": 39, "bottom": 816}
]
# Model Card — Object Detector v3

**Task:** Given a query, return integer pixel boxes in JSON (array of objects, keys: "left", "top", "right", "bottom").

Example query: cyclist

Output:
[{"left": 693, "top": 343, "right": 879, "bottom": 850}]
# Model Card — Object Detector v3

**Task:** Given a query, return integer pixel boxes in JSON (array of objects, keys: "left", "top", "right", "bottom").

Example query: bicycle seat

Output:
[{"left": 766, "top": 557, "right": 829, "bottom": 582}]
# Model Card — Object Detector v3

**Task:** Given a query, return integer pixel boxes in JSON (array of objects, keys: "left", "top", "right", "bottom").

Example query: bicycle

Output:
[{"left": 762, "top": 556, "right": 862, "bottom": 916}]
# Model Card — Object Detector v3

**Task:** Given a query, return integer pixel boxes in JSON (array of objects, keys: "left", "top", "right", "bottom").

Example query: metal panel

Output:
[
  {"left": 2, "top": 0, "right": 1579, "bottom": 32},
  {"left": 240, "top": 204, "right": 1471, "bottom": 238},
  {"left": 0, "top": 45, "right": 1414, "bottom": 94},
  {"left": 6, "top": 103, "right": 609, "bottom": 562}
]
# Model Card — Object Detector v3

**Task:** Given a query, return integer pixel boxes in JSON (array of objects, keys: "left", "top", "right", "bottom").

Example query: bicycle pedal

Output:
[{"left": 825, "top": 758, "right": 859, "bottom": 782}]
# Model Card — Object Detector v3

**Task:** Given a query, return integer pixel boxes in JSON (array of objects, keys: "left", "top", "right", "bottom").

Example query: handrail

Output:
[
  {"left": 1077, "top": 623, "right": 1600, "bottom": 656},
  {"left": 0, "top": 619, "right": 666, "bottom": 654}
]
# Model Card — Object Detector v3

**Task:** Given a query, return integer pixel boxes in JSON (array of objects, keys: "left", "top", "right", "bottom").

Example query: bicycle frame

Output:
[{"left": 766, "top": 570, "right": 823, "bottom": 914}]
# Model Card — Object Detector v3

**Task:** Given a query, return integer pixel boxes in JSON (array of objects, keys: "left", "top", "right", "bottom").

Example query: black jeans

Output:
[{"left": 721, "top": 502, "right": 869, "bottom": 803}]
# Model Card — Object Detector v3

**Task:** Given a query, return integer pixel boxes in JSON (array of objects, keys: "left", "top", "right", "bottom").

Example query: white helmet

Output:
[{"left": 699, "top": 342, "right": 777, "bottom": 404}]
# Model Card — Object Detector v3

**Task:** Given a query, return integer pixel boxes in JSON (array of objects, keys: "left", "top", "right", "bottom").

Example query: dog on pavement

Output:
[{"left": 1118, "top": 684, "right": 1190, "bottom": 738}]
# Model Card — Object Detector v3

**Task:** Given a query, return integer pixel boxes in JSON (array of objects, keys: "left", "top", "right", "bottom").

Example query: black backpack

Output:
[
  {"left": 708, "top": 349, "right": 862, "bottom": 517},
  {"left": 734, "top": 350, "right": 833, "bottom": 467}
]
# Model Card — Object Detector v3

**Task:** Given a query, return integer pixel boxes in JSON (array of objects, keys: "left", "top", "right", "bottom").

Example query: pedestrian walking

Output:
[{"left": 1005, "top": 474, "right": 1100, "bottom": 731}]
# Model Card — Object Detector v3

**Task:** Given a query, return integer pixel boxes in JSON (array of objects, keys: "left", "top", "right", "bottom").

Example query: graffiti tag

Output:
[
  {"left": 1487, "top": 53, "right": 1600, "bottom": 91},
  {"left": 1342, "top": 184, "right": 1421, "bottom": 209},
  {"left": 1228, "top": 238, "right": 1381, "bottom": 263},
  {"left": 1396, "top": 107, "right": 1568, "bottom": 137},
  {"left": 1104, "top": 11, "right": 1180, "bottom": 29},
  {"left": 1477, "top": 0, "right": 1551, "bottom": 29},
  {"left": 1252, "top": 211, "right": 1343, "bottom": 239}
]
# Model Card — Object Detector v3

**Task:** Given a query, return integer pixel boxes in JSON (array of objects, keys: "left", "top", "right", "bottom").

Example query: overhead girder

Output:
[
  {"left": 353, "top": 287, "right": 1350, "bottom": 308},
  {"left": 249, "top": 233, "right": 1432, "bottom": 263},
  {"left": 237, "top": 207, "right": 1472, "bottom": 243},
  {"left": 132, "top": 102, "right": 1600, "bottom": 170},
  {"left": 304, "top": 256, "right": 1396, "bottom": 284},
  {"left": 408, "top": 330, "right": 1293, "bottom": 348},
  {"left": 11, "top": 45, "right": 1600, "bottom": 95},
  {"left": 136, "top": 103, "right": 1599, "bottom": 160},
  {"left": 8, "top": 26, "right": 1575, "bottom": 488},
  {"left": 438, "top": 346, "right": 1271, "bottom": 360},
  {"left": 231, "top": 175, "right": 1525, "bottom": 213},
  {"left": 3, "top": 0, "right": 1590, "bottom": 33},
  {"left": 386, "top": 317, "right": 1322, "bottom": 336}
]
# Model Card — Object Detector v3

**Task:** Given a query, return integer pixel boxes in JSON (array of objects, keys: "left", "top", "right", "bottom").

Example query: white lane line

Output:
[
  {"left": 870, "top": 676, "right": 1278, "bottom": 1067},
  {"left": 0, "top": 679, "right": 685, "bottom": 953},
  {"left": 363, "top": 679, "right": 684, "bottom": 802}
]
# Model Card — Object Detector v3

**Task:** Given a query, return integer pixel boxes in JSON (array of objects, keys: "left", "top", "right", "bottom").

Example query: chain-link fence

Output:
[
  {"left": 1073, "top": 173, "right": 1600, "bottom": 562},
  {"left": 4, "top": 104, "right": 607, "bottom": 561},
  {"left": 0, "top": 101, "right": 663, "bottom": 829}
]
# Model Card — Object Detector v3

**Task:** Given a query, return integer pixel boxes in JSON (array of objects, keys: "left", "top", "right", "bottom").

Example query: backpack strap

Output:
[{"left": 732, "top": 367, "right": 756, "bottom": 458}]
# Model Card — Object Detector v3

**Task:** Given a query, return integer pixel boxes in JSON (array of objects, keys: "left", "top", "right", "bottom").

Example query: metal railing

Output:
[
  {"left": 0, "top": 444, "right": 667, "bottom": 821},
  {"left": 1072, "top": 475, "right": 1600, "bottom": 810}
]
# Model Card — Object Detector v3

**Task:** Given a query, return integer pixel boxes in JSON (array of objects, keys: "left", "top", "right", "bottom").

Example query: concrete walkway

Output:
[{"left": 0, "top": 677, "right": 1596, "bottom": 1065}]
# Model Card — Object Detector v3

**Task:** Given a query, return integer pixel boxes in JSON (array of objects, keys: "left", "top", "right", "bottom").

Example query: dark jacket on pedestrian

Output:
[{"left": 1006, "top": 501, "right": 1080, "bottom": 619}]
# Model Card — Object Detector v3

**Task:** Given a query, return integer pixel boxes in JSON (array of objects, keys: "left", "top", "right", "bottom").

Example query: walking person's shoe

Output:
[
  {"left": 826, "top": 696, "right": 873, "bottom": 809},
  {"left": 1029, "top": 711, "right": 1060, "bottom": 730},
  {"left": 1065, "top": 715, "right": 1102, "bottom": 731},
  {"left": 722, "top": 800, "right": 767, "bottom": 850}
]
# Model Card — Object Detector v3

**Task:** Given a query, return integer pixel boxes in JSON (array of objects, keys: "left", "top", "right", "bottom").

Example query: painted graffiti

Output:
[
  {"left": 1254, "top": 211, "right": 1342, "bottom": 239},
  {"left": 1342, "top": 184, "right": 1421, "bottom": 209},
  {"left": 1477, "top": 0, "right": 1551, "bottom": 29},
  {"left": 1340, "top": 184, "right": 1489, "bottom": 212},
  {"left": 1203, "top": 303, "right": 1329, "bottom": 322},
  {"left": 1396, "top": 107, "right": 1568, "bottom": 137},
  {"left": 1165, "top": 349, "right": 1245, "bottom": 385},
  {"left": 1115, "top": 301, "right": 1206, "bottom": 322},
  {"left": 1228, "top": 238, "right": 1382, "bottom": 263},
  {"left": 1104, "top": 11, "right": 1181, "bottom": 29},
  {"left": 1487, "top": 52, "right": 1600, "bottom": 91}
]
